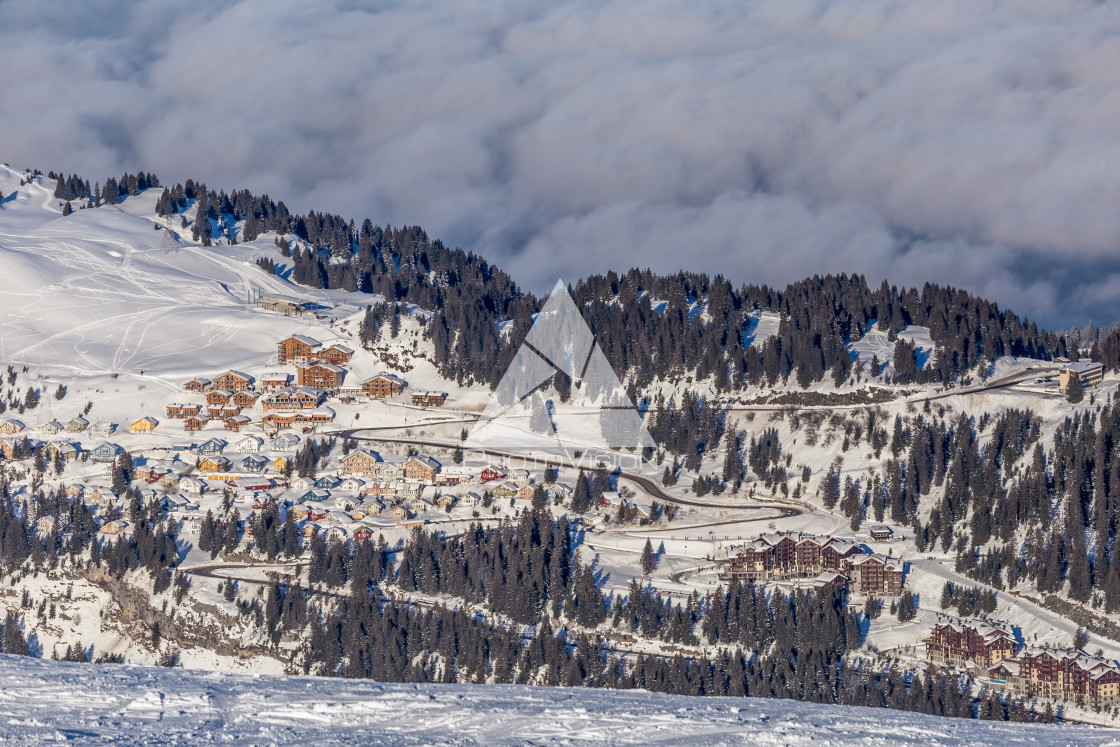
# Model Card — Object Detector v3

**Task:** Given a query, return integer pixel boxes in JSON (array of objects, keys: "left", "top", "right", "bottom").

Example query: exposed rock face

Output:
[{"left": 83, "top": 568, "right": 283, "bottom": 663}]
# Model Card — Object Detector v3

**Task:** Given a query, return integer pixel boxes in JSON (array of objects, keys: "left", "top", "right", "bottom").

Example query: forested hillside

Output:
[{"left": 44, "top": 170, "right": 1070, "bottom": 395}]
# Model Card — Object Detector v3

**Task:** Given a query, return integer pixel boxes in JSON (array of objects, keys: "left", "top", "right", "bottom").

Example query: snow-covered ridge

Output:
[
  {"left": 0, "top": 166, "right": 367, "bottom": 377},
  {"left": 0, "top": 654, "right": 1109, "bottom": 745}
]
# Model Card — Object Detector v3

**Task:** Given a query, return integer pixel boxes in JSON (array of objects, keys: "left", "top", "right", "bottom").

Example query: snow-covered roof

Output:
[
  {"left": 365, "top": 372, "right": 405, "bottom": 385},
  {"left": 282, "top": 334, "right": 321, "bottom": 347},
  {"left": 298, "top": 361, "right": 346, "bottom": 374}
]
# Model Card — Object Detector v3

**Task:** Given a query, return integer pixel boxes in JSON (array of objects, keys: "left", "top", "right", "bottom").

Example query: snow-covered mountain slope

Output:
[
  {"left": 0, "top": 655, "right": 1109, "bottom": 745},
  {"left": 0, "top": 166, "right": 356, "bottom": 378},
  {"left": 0, "top": 168, "right": 490, "bottom": 431}
]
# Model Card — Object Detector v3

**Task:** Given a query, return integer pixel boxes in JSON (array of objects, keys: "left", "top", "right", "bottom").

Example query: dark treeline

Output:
[
  {"left": 816, "top": 396, "right": 1120, "bottom": 617},
  {"left": 48, "top": 170, "right": 160, "bottom": 206},
  {"left": 273, "top": 509, "right": 1043, "bottom": 723},
  {"left": 40, "top": 170, "right": 1068, "bottom": 399},
  {"left": 0, "top": 452, "right": 1051, "bottom": 724}
]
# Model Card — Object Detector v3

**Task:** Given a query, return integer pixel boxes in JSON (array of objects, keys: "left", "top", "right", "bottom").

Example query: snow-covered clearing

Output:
[
  {"left": 848, "top": 322, "right": 935, "bottom": 372},
  {"left": 0, "top": 654, "right": 1111, "bottom": 745}
]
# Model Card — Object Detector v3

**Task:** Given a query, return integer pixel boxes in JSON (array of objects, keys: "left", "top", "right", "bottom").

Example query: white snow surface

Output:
[
  {"left": 0, "top": 654, "right": 1111, "bottom": 745},
  {"left": 848, "top": 321, "right": 935, "bottom": 372},
  {"left": 743, "top": 311, "right": 781, "bottom": 348}
]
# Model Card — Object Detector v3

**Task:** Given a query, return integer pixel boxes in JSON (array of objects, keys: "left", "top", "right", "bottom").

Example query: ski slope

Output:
[
  {"left": 0, "top": 654, "right": 1111, "bottom": 745},
  {"left": 0, "top": 167, "right": 362, "bottom": 379}
]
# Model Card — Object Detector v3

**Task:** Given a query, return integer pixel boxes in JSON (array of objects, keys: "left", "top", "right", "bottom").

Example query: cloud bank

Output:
[{"left": 2, "top": 0, "right": 1119, "bottom": 328}]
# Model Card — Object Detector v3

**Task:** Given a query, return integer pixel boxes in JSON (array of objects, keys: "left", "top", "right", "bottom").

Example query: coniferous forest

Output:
[
  {"left": 48, "top": 169, "right": 1069, "bottom": 396},
  {"left": 0, "top": 473, "right": 1051, "bottom": 725}
]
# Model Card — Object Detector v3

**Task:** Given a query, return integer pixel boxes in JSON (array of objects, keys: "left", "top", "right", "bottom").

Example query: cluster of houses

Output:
[
  {"left": 163, "top": 332, "right": 449, "bottom": 436},
  {"left": 340, "top": 449, "right": 570, "bottom": 503},
  {"left": 277, "top": 333, "right": 446, "bottom": 406},
  {"left": 1, "top": 417, "right": 129, "bottom": 467},
  {"left": 169, "top": 368, "right": 319, "bottom": 434},
  {"left": 927, "top": 616, "right": 1120, "bottom": 708},
  {"left": 719, "top": 531, "right": 905, "bottom": 596}
]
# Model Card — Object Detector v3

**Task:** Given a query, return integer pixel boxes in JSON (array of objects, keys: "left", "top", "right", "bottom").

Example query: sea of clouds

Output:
[{"left": 3, "top": 0, "right": 1120, "bottom": 328}]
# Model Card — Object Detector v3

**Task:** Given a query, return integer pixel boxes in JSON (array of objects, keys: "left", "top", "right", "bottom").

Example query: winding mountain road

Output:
[{"left": 331, "top": 428, "right": 802, "bottom": 516}]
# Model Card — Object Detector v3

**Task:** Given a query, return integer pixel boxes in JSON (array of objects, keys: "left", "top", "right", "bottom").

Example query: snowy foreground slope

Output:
[{"left": 0, "top": 656, "right": 1113, "bottom": 746}]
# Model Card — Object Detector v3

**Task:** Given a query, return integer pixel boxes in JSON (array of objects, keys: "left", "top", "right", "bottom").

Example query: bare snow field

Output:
[{"left": 0, "top": 654, "right": 1113, "bottom": 745}]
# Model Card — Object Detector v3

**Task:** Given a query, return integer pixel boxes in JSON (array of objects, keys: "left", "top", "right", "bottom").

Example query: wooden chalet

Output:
[
  {"left": 341, "top": 449, "right": 383, "bottom": 478},
  {"left": 318, "top": 344, "right": 354, "bottom": 366},
  {"left": 870, "top": 525, "right": 894, "bottom": 542},
  {"left": 235, "top": 436, "right": 263, "bottom": 454},
  {"left": 277, "top": 334, "right": 322, "bottom": 364},
  {"left": 260, "top": 372, "right": 292, "bottom": 391},
  {"left": 100, "top": 520, "right": 127, "bottom": 536},
  {"left": 262, "top": 408, "right": 335, "bottom": 430},
  {"left": 44, "top": 441, "right": 80, "bottom": 462},
  {"left": 404, "top": 456, "right": 440, "bottom": 483},
  {"left": 166, "top": 403, "right": 202, "bottom": 419},
  {"left": 0, "top": 419, "right": 26, "bottom": 435},
  {"left": 89, "top": 422, "right": 115, "bottom": 437},
  {"left": 212, "top": 370, "right": 254, "bottom": 392},
  {"left": 197, "top": 438, "right": 226, "bottom": 457},
  {"left": 411, "top": 391, "right": 447, "bottom": 407},
  {"left": 262, "top": 387, "right": 324, "bottom": 412},
  {"left": 183, "top": 377, "right": 211, "bottom": 393},
  {"left": 184, "top": 415, "right": 208, "bottom": 431},
  {"left": 362, "top": 373, "right": 405, "bottom": 399},
  {"left": 231, "top": 390, "right": 259, "bottom": 408},
  {"left": 241, "top": 454, "right": 269, "bottom": 472},
  {"left": 271, "top": 433, "right": 301, "bottom": 451},
  {"left": 296, "top": 362, "right": 346, "bottom": 391}
]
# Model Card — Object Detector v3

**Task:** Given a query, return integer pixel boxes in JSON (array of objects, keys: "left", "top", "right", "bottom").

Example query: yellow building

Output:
[
  {"left": 198, "top": 456, "right": 230, "bottom": 472},
  {"left": 129, "top": 416, "right": 158, "bottom": 433},
  {"left": 1060, "top": 361, "right": 1104, "bottom": 392},
  {"left": 273, "top": 456, "right": 289, "bottom": 472}
]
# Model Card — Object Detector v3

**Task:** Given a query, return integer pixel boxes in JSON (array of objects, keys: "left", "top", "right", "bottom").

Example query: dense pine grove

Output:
[
  {"left": 806, "top": 393, "right": 1120, "bottom": 630},
  {"left": 44, "top": 169, "right": 1072, "bottom": 401}
]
